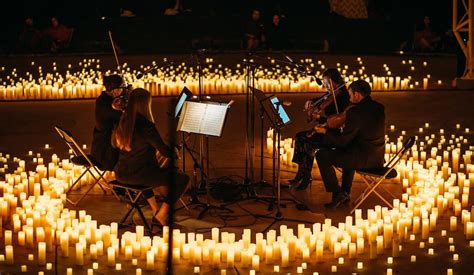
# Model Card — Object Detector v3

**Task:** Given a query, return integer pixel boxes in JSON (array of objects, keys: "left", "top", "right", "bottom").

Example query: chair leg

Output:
[
  {"left": 66, "top": 168, "right": 89, "bottom": 194},
  {"left": 67, "top": 178, "right": 101, "bottom": 206},
  {"left": 135, "top": 204, "right": 152, "bottom": 233},
  {"left": 119, "top": 206, "right": 136, "bottom": 225}
]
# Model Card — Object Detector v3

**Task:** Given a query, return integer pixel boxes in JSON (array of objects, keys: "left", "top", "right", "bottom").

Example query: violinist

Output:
[
  {"left": 288, "top": 68, "right": 350, "bottom": 190},
  {"left": 314, "top": 80, "right": 385, "bottom": 209},
  {"left": 90, "top": 74, "right": 124, "bottom": 171}
]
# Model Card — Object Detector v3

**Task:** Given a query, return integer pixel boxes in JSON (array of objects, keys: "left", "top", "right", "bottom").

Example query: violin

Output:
[{"left": 305, "top": 82, "right": 345, "bottom": 124}]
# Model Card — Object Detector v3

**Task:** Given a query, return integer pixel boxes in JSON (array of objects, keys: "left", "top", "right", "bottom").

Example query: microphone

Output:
[
  {"left": 284, "top": 54, "right": 323, "bottom": 86},
  {"left": 136, "top": 61, "right": 174, "bottom": 80}
]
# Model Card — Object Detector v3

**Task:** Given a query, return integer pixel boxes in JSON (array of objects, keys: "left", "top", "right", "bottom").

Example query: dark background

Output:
[{"left": 0, "top": 0, "right": 457, "bottom": 54}]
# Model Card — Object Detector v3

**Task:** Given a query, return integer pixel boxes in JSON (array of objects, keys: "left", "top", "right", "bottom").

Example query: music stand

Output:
[
  {"left": 177, "top": 101, "right": 234, "bottom": 219},
  {"left": 250, "top": 87, "right": 315, "bottom": 232}
]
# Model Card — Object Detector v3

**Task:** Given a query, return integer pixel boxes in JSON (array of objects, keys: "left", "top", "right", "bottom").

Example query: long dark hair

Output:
[{"left": 113, "top": 88, "right": 154, "bottom": 151}]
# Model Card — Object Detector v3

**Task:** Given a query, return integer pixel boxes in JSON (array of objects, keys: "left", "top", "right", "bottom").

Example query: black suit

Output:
[
  {"left": 315, "top": 96, "right": 385, "bottom": 194},
  {"left": 90, "top": 91, "right": 122, "bottom": 171}
]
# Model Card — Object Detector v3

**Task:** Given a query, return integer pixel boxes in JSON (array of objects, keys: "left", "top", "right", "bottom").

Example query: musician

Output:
[
  {"left": 314, "top": 80, "right": 385, "bottom": 208},
  {"left": 289, "top": 68, "right": 350, "bottom": 190},
  {"left": 112, "top": 88, "right": 190, "bottom": 226},
  {"left": 90, "top": 74, "right": 124, "bottom": 171}
]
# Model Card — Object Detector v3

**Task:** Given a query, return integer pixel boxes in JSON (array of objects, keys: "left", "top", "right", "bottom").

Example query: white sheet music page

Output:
[
  {"left": 178, "top": 101, "right": 205, "bottom": 134},
  {"left": 201, "top": 103, "right": 228, "bottom": 136},
  {"left": 177, "top": 101, "right": 228, "bottom": 136}
]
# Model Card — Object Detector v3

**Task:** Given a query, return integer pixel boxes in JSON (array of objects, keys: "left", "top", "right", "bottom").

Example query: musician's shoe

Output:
[
  {"left": 295, "top": 176, "right": 313, "bottom": 190},
  {"left": 324, "top": 192, "right": 349, "bottom": 209}
]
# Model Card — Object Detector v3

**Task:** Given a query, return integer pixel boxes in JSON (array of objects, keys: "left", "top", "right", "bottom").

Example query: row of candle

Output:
[
  {"left": 0, "top": 57, "right": 440, "bottom": 101},
  {"left": 0, "top": 124, "right": 473, "bottom": 274}
]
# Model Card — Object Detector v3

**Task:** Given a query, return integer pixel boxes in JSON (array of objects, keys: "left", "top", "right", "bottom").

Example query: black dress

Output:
[
  {"left": 91, "top": 91, "right": 122, "bottom": 171},
  {"left": 114, "top": 115, "right": 189, "bottom": 203}
]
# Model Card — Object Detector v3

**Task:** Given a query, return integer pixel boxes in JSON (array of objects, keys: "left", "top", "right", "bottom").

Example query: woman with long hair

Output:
[{"left": 112, "top": 88, "right": 190, "bottom": 227}]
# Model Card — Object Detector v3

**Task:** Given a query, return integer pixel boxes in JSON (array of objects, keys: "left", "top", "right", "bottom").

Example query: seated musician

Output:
[
  {"left": 90, "top": 74, "right": 124, "bottom": 171},
  {"left": 112, "top": 88, "right": 190, "bottom": 226},
  {"left": 314, "top": 80, "right": 385, "bottom": 209},
  {"left": 289, "top": 68, "right": 350, "bottom": 190}
]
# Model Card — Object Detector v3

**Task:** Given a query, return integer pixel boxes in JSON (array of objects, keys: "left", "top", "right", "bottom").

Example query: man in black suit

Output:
[
  {"left": 90, "top": 74, "right": 124, "bottom": 171},
  {"left": 314, "top": 80, "right": 385, "bottom": 208}
]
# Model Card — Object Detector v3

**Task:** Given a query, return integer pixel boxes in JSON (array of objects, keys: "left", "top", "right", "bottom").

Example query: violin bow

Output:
[
  {"left": 108, "top": 31, "right": 121, "bottom": 72},
  {"left": 328, "top": 79, "right": 340, "bottom": 115}
]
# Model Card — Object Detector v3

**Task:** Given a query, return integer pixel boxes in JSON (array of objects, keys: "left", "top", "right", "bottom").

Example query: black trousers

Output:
[
  {"left": 292, "top": 130, "right": 324, "bottom": 176},
  {"left": 315, "top": 148, "right": 359, "bottom": 194}
]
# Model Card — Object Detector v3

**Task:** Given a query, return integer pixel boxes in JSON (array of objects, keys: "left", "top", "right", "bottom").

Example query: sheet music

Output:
[
  {"left": 201, "top": 104, "right": 228, "bottom": 136},
  {"left": 177, "top": 101, "right": 229, "bottom": 136}
]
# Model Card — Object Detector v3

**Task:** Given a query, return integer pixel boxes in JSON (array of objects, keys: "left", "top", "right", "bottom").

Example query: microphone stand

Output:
[{"left": 186, "top": 49, "right": 233, "bottom": 219}]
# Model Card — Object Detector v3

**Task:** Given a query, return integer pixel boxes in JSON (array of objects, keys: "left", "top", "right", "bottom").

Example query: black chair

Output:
[
  {"left": 108, "top": 180, "right": 154, "bottom": 233},
  {"left": 350, "top": 136, "right": 416, "bottom": 213},
  {"left": 54, "top": 126, "right": 117, "bottom": 206}
]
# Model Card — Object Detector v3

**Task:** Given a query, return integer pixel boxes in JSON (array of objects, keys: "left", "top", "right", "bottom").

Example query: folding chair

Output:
[
  {"left": 108, "top": 180, "right": 154, "bottom": 233},
  {"left": 54, "top": 125, "right": 116, "bottom": 206},
  {"left": 350, "top": 136, "right": 416, "bottom": 214}
]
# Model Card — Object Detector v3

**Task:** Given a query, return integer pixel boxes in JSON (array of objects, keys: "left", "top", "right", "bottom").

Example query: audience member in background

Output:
[
  {"left": 414, "top": 16, "right": 441, "bottom": 51},
  {"left": 43, "top": 17, "right": 72, "bottom": 52},
  {"left": 266, "top": 14, "right": 290, "bottom": 50},
  {"left": 17, "top": 17, "right": 41, "bottom": 52},
  {"left": 243, "top": 9, "right": 265, "bottom": 50}
]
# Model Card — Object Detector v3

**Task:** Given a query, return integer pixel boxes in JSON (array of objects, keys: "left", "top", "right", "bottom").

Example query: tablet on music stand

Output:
[
  {"left": 269, "top": 96, "right": 291, "bottom": 126},
  {"left": 175, "top": 87, "right": 193, "bottom": 118}
]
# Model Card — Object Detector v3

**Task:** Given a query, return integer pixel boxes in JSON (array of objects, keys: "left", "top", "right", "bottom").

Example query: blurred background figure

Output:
[
  {"left": 414, "top": 15, "right": 441, "bottom": 51},
  {"left": 266, "top": 14, "right": 290, "bottom": 50},
  {"left": 43, "top": 16, "right": 73, "bottom": 52},
  {"left": 243, "top": 9, "right": 265, "bottom": 50},
  {"left": 17, "top": 16, "right": 41, "bottom": 53}
]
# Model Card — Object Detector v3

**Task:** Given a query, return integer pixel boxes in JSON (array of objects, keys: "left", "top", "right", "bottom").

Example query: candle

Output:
[
  {"left": 5, "top": 245, "right": 14, "bottom": 265},
  {"left": 38, "top": 242, "right": 46, "bottom": 265},
  {"left": 107, "top": 247, "right": 115, "bottom": 267},
  {"left": 357, "top": 262, "right": 363, "bottom": 269},
  {"left": 450, "top": 216, "right": 457, "bottom": 231},
  {"left": 5, "top": 230, "right": 12, "bottom": 245},
  {"left": 146, "top": 250, "right": 154, "bottom": 271},
  {"left": 252, "top": 255, "right": 260, "bottom": 271},
  {"left": 76, "top": 243, "right": 84, "bottom": 266}
]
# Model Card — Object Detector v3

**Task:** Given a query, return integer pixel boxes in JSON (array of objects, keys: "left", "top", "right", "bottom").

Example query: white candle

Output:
[
  {"left": 38, "top": 242, "right": 46, "bottom": 265},
  {"left": 107, "top": 247, "right": 115, "bottom": 267},
  {"left": 75, "top": 243, "right": 84, "bottom": 266},
  {"left": 5, "top": 245, "right": 14, "bottom": 265},
  {"left": 146, "top": 250, "right": 154, "bottom": 271}
]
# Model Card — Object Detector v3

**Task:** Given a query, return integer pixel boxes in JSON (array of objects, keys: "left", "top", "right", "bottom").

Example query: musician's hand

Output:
[
  {"left": 311, "top": 112, "right": 321, "bottom": 120},
  {"left": 305, "top": 99, "right": 315, "bottom": 110},
  {"left": 313, "top": 126, "right": 327, "bottom": 134},
  {"left": 174, "top": 147, "right": 181, "bottom": 160}
]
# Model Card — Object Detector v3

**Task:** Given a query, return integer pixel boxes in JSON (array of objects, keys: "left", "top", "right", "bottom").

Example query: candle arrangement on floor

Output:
[
  {"left": 0, "top": 57, "right": 439, "bottom": 101},
  {"left": 0, "top": 122, "right": 473, "bottom": 274}
]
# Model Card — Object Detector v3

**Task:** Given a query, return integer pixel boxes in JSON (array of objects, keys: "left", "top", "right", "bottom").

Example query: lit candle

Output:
[
  {"left": 75, "top": 243, "right": 84, "bottom": 266},
  {"left": 107, "top": 247, "right": 115, "bottom": 267},
  {"left": 5, "top": 245, "right": 14, "bottom": 265},
  {"left": 450, "top": 216, "right": 457, "bottom": 231},
  {"left": 38, "top": 242, "right": 46, "bottom": 265}
]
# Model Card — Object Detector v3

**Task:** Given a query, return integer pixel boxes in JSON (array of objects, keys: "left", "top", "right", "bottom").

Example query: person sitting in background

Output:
[
  {"left": 43, "top": 17, "right": 72, "bottom": 52},
  {"left": 17, "top": 17, "right": 41, "bottom": 52},
  {"left": 112, "top": 88, "right": 190, "bottom": 227},
  {"left": 266, "top": 14, "right": 290, "bottom": 50},
  {"left": 90, "top": 74, "right": 124, "bottom": 172},
  {"left": 414, "top": 16, "right": 441, "bottom": 51},
  {"left": 244, "top": 9, "right": 265, "bottom": 50}
]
